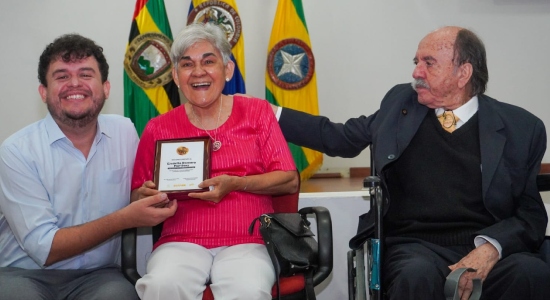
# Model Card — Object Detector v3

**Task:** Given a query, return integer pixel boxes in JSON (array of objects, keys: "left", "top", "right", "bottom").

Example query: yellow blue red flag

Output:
[
  {"left": 187, "top": 0, "right": 246, "bottom": 94},
  {"left": 265, "top": 0, "right": 322, "bottom": 181}
]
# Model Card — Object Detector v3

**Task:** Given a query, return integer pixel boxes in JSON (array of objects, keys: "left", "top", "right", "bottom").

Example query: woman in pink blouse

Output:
[{"left": 130, "top": 23, "right": 298, "bottom": 300}]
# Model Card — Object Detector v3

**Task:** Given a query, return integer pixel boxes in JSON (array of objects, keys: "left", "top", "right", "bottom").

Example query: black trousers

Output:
[{"left": 383, "top": 237, "right": 550, "bottom": 300}]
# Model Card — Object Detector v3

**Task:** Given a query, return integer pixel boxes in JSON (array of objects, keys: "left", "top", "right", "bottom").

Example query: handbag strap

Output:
[
  {"left": 260, "top": 221, "right": 283, "bottom": 300},
  {"left": 304, "top": 269, "right": 317, "bottom": 300},
  {"left": 250, "top": 217, "right": 283, "bottom": 299},
  {"left": 444, "top": 268, "right": 482, "bottom": 300}
]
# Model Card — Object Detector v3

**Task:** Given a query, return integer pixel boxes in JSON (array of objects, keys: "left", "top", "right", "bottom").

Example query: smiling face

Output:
[
  {"left": 411, "top": 27, "right": 472, "bottom": 110},
  {"left": 39, "top": 55, "right": 109, "bottom": 128},
  {"left": 172, "top": 40, "right": 234, "bottom": 109}
]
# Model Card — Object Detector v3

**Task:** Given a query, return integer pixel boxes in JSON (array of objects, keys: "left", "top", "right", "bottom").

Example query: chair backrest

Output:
[
  {"left": 272, "top": 179, "right": 300, "bottom": 213},
  {"left": 370, "top": 145, "right": 375, "bottom": 176},
  {"left": 537, "top": 173, "right": 550, "bottom": 192},
  {"left": 537, "top": 173, "right": 550, "bottom": 265}
]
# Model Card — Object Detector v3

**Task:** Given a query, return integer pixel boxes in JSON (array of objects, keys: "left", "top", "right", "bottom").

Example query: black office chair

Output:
[
  {"left": 121, "top": 183, "right": 334, "bottom": 300},
  {"left": 347, "top": 172, "right": 550, "bottom": 300}
]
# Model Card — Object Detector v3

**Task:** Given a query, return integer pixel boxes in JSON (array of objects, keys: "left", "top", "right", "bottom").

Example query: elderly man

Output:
[
  {"left": 0, "top": 34, "right": 177, "bottom": 300},
  {"left": 274, "top": 26, "right": 549, "bottom": 299}
]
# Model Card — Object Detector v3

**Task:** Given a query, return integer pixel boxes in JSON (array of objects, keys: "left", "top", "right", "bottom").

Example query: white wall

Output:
[{"left": 1, "top": 0, "right": 550, "bottom": 174}]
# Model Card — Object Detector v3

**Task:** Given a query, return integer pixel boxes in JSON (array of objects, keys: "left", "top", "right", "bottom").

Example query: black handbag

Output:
[{"left": 249, "top": 213, "right": 318, "bottom": 300}]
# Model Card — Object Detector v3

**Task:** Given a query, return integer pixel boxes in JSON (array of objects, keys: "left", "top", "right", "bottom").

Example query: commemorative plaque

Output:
[{"left": 153, "top": 137, "right": 211, "bottom": 200}]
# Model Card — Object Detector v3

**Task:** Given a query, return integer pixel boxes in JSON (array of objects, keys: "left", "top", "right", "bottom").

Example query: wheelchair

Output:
[{"left": 347, "top": 173, "right": 550, "bottom": 300}]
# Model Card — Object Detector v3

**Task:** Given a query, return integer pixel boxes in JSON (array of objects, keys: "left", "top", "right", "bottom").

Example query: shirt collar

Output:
[
  {"left": 44, "top": 113, "right": 109, "bottom": 145},
  {"left": 96, "top": 115, "right": 111, "bottom": 140},
  {"left": 44, "top": 113, "right": 67, "bottom": 145},
  {"left": 435, "top": 95, "right": 479, "bottom": 126}
]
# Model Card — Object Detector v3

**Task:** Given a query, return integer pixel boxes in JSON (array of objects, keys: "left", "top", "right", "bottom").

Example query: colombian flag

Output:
[
  {"left": 187, "top": 0, "right": 246, "bottom": 94},
  {"left": 266, "top": 0, "right": 322, "bottom": 181},
  {"left": 124, "top": 0, "right": 180, "bottom": 136}
]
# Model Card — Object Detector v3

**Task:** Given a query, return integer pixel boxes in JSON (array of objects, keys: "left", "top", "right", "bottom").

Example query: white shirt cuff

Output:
[
  {"left": 474, "top": 235, "right": 502, "bottom": 259},
  {"left": 275, "top": 106, "right": 282, "bottom": 121}
]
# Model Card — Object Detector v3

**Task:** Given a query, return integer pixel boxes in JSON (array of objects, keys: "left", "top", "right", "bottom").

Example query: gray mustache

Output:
[{"left": 411, "top": 79, "right": 430, "bottom": 91}]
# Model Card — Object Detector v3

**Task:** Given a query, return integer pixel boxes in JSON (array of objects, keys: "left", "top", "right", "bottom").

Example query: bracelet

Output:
[{"left": 243, "top": 176, "right": 248, "bottom": 191}]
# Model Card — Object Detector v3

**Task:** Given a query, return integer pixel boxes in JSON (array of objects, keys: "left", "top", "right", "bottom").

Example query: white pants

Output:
[{"left": 136, "top": 242, "right": 275, "bottom": 300}]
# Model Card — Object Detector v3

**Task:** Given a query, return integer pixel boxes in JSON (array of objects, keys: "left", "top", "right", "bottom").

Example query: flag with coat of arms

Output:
[
  {"left": 124, "top": 0, "right": 180, "bottom": 136},
  {"left": 187, "top": 0, "right": 246, "bottom": 94},
  {"left": 265, "top": 0, "right": 322, "bottom": 181}
]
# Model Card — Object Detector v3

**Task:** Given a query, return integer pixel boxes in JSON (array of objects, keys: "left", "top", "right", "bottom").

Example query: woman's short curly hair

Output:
[{"left": 170, "top": 23, "right": 232, "bottom": 67}]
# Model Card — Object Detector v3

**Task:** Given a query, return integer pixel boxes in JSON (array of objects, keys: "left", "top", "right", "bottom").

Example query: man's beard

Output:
[{"left": 47, "top": 94, "right": 106, "bottom": 128}]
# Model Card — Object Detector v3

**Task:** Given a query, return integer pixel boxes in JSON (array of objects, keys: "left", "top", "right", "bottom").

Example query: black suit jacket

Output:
[{"left": 279, "top": 83, "right": 547, "bottom": 257}]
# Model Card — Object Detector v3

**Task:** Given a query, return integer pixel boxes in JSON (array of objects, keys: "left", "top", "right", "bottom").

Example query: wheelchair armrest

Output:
[
  {"left": 540, "top": 236, "right": 550, "bottom": 266},
  {"left": 121, "top": 227, "right": 142, "bottom": 285},
  {"left": 299, "top": 206, "right": 333, "bottom": 286}
]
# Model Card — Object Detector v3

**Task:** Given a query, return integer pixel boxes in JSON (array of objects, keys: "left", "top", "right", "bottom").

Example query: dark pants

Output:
[
  {"left": 0, "top": 265, "right": 138, "bottom": 300},
  {"left": 383, "top": 237, "right": 550, "bottom": 300}
]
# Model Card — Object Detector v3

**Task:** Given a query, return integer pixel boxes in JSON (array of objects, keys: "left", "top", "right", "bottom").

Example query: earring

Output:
[{"left": 226, "top": 78, "right": 230, "bottom": 82}]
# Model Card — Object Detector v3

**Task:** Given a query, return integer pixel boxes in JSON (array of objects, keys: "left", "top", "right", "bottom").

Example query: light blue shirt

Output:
[{"left": 0, "top": 113, "right": 138, "bottom": 269}]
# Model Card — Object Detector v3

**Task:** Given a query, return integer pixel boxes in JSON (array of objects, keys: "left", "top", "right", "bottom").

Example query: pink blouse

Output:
[{"left": 131, "top": 96, "right": 296, "bottom": 249}]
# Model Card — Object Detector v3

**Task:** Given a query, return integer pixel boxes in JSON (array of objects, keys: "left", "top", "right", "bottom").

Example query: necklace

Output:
[{"left": 191, "top": 95, "right": 223, "bottom": 151}]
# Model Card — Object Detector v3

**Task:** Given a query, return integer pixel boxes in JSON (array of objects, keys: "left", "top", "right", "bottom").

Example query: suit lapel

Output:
[
  {"left": 396, "top": 94, "right": 429, "bottom": 154},
  {"left": 478, "top": 96, "right": 506, "bottom": 199},
  {"left": 375, "top": 91, "right": 428, "bottom": 171}
]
